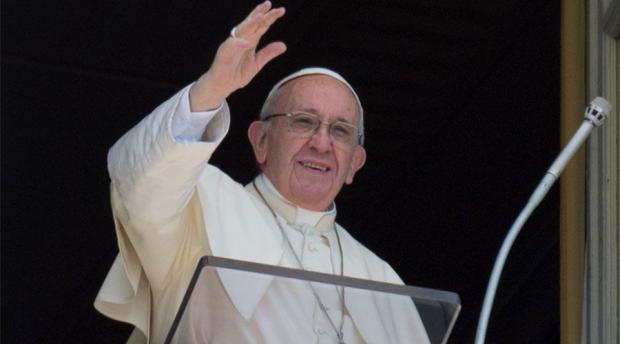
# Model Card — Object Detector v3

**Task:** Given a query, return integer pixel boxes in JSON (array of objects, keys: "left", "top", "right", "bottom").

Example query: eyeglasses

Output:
[{"left": 262, "top": 111, "right": 362, "bottom": 148}]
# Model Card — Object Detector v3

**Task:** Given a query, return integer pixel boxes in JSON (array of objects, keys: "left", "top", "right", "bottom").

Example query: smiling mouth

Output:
[{"left": 300, "top": 161, "right": 330, "bottom": 172}]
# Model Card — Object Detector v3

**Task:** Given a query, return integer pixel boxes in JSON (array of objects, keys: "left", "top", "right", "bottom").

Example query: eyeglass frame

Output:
[{"left": 261, "top": 111, "right": 363, "bottom": 147}]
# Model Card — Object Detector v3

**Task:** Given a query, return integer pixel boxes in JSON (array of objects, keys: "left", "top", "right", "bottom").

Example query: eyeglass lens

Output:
[{"left": 287, "top": 112, "right": 358, "bottom": 146}]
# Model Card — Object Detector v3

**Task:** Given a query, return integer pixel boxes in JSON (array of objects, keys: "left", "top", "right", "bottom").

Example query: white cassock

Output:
[{"left": 94, "top": 85, "right": 430, "bottom": 344}]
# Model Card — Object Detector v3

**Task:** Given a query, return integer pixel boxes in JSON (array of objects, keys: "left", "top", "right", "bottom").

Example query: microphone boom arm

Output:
[{"left": 474, "top": 97, "right": 612, "bottom": 344}]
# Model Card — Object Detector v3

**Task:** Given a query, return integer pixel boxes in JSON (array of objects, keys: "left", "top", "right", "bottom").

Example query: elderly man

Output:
[{"left": 95, "top": 2, "right": 429, "bottom": 343}]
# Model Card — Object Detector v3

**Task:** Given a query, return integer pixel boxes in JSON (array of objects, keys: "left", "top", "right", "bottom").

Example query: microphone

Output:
[
  {"left": 547, "top": 97, "right": 611, "bottom": 178},
  {"left": 475, "top": 97, "right": 612, "bottom": 344}
]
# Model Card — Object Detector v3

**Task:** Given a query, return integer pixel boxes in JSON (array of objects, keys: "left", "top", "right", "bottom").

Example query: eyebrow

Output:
[{"left": 298, "top": 108, "right": 354, "bottom": 124}]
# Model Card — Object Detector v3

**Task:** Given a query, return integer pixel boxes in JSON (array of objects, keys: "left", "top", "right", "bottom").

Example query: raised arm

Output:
[{"left": 107, "top": 1, "right": 286, "bottom": 286}]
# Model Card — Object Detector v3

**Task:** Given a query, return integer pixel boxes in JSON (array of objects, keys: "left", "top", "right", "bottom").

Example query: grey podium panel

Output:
[{"left": 166, "top": 256, "right": 460, "bottom": 344}]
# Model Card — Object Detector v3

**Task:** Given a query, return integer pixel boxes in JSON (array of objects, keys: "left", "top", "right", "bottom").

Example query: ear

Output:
[
  {"left": 248, "top": 121, "right": 269, "bottom": 164},
  {"left": 345, "top": 146, "right": 367, "bottom": 184}
]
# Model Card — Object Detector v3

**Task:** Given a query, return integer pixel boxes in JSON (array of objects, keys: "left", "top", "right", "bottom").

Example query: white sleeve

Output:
[
  {"left": 171, "top": 86, "right": 227, "bottom": 143},
  {"left": 107, "top": 84, "right": 230, "bottom": 286}
]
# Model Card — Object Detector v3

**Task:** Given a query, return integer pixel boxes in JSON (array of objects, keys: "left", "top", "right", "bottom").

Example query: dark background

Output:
[{"left": 2, "top": 1, "right": 560, "bottom": 343}]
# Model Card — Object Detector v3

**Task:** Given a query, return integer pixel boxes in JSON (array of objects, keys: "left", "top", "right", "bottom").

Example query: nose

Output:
[{"left": 308, "top": 123, "right": 332, "bottom": 152}]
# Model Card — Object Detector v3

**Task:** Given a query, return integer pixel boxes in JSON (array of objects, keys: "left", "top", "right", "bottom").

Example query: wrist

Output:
[{"left": 189, "top": 73, "right": 228, "bottom": 111}]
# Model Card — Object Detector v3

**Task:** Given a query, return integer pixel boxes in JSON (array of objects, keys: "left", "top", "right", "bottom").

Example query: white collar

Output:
[{"left": 257, "top": 174, "right": 337, "bottom": 232}]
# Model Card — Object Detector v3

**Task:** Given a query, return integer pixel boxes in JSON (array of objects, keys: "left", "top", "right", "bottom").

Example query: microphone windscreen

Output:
[{"left": 586, "top": 97, "right": 612, "bottom": 126}]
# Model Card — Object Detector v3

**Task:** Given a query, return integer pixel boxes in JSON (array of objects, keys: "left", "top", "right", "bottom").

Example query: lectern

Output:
[{"left": 165, "top": 256, "right": 460, "bottom": 344}]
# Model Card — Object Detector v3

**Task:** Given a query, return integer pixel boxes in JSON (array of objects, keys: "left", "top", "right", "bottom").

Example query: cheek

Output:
[
  {"left": 284, "top": 139, "right": 309, "bottom": 161},
  {"left": 268, "top": 137, "right": 301, "bottom": 169},
  {"left": 338, "top": 151, "right": 359, "bottom": 183},
  {"left": 336, "top": 153, "right": 352, "bottom": 175}
]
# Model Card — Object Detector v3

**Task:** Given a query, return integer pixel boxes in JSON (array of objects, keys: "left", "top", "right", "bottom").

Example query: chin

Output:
[{"left": 291, "top": 188, "right": 335, "bottom": 210}]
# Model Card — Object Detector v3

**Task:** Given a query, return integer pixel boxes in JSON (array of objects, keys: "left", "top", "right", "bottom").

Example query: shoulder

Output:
[{"left": 198, "top": 164, "right": 246, "bottom": 193}]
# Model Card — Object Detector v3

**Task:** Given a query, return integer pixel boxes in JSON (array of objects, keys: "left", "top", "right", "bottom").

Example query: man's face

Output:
[{"left": 249, "top": 75, "right": 366, "bottom": 211}]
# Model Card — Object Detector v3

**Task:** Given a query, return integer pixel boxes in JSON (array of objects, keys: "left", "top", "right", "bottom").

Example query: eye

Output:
[
  {"left": 291, "top": 113, "right": 318, "bottom": 129},
  {"left": 331, "top": 123, "right": 353, "bottom": 138}
]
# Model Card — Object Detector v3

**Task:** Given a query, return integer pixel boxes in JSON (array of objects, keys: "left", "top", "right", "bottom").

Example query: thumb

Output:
[{"left": 255, "top": 42, "right": 287, "bottom": 72}]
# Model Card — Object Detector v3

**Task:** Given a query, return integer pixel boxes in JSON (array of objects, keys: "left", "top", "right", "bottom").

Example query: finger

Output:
[
  {"left": 254, "top": 41, "right": 287, "bottom": 71},
  {"left": 235, "top": 1, "right": 272, "bottom": 37},
  {"left": 242, "top": 7, "right": 285, "bottom": 45},
  {"left": 253, "top": 7, "right": 285, "bottom": 38},
  {"left": 248, "top": 0, "right": 272, "bottom": 18},
  {"left": 234, "top": 14, "right": 262, "bottom": 38},
  {"left": 218, "top": 36, "right": 254, "bottom": 61}
]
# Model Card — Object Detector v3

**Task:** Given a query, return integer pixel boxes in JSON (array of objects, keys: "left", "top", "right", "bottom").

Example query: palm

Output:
[{"left": 213, "top": 33, "right": 280, "bottom": 89}]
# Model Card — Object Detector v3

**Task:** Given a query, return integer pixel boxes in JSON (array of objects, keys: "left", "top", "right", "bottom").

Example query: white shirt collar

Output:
[{"left": 258, "top": 174, "right": 336, "bottom": 231}]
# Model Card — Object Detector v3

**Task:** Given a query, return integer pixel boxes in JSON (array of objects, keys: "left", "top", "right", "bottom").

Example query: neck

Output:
[{"left": 251, "top": 174, "right": 337, "bottom": 232}]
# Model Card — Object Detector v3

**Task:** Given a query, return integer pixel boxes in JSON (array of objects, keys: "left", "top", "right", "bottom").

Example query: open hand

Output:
[{"left": 189, "top": 1, "right": 286, "bottom": 111}]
